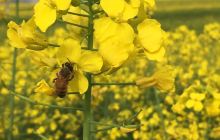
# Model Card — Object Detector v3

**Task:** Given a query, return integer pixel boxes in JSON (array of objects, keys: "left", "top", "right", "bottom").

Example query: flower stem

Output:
[
  {"left": 48, "top": 43, "right": 98, "bottom": 51},
  {"left": 8, "top": 0, "right": 19, "bottom": 138},
  {"left": 67, "top": 12, "right": 89, "bottom": 17},
  {"left": 154, "top": 90, "right": 168, "bottom": 140},
  {"left": 58, "top": 19, "right": 88, "bottom": 29},
  {"left": 9, "top": 91, "right": 83, "bottom": 111},
  {"left": 8, "top": 48, "right": 17, "bottom": 140},
  {"left": 83, "top": 0, "right": 94, "bottom": 139},
  {"left": 90, "top": 126, "right": 116, "bottom": 133}
]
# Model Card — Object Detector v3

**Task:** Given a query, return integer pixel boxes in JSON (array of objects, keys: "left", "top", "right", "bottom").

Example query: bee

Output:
[{"left": 53, "top": 61, "right": 74, "bottom": 98}]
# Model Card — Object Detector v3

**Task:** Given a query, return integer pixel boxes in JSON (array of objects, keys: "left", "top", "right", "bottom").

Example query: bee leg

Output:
[
  {"left": 53, "top": 78, "right": 58, "bottom": 83},
  {"left": 68, "top": 75, "right": 74, "bottom": 81},
  {"left": 53, "top": 73, "right": 59, "bottom": 83}
]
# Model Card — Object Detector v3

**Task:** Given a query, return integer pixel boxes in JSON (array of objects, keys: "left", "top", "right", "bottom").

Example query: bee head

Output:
[{"left": 64, "top": 62, "right": 73, "bottom": 72}]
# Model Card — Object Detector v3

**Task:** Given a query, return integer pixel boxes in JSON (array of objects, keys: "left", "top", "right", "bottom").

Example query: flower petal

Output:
[
  {"left": 186, "top": 99, "right": 194, "bottom": 109},
  {"left": 99, "top": 41, "right": 134, "bottom": 68},
  {"left": 35, "top": 80, "right": 55, "bottom": 96},
  {"left": 34, "top": 1, "right": 56, "bottom": 32},
  {"left": 144, "top": 46, "right": 165, "bottom": 61},
  {"left": 190, "top": 93, "right": 205, "bottom": 101},
  {"left": 121, "top": 2, "right": 139, "bottom": 21},
  {"left": 137, "top": 19, "right": 164, "bottom": 52},
  {"left": 78, "top": 51, "right": 103, "bottom": 73},
  {"left": 57, "top": 38, "right": 81, "bottom": 64},
  {"left": 55, "top": 0, "right": 71, "bottom": 10},
  {"left": 194, "top": 101, "right": 203, "bottom": 112},
  {"left": 68, "top": 70, "right": 88, "bottom": 94},
  {"left": 100, "top": 0, "right": 124, "bottom": 17},
  {"left": 96, "top": 20, "right": 135, "bottom": 68},
  {"left": 7, "top": 28, "right": 26, "bottom": 48},
  {"left": 94, "top": 17, "right": 118, "bottom": 43}
]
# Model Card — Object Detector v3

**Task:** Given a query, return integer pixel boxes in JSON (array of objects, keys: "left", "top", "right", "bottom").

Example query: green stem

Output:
[
  {"left": 48, "top": 43, "right": 98, "bottom": 51},
  {"left": 154, "top": 91, "right": 167, "bottom": 140},
  {"left": 58, "top": 19, "right": 88, "bottom": 29},
  {"left": 8, "top": 0, "right": 19, "bottom": 138},
  {"left": 9, "top": 91, "right": 83, "bottom": 111},
  {"left": 83, "top": 0, "right": 94, "bottom": 139},
  {"left": 90, "top": 121, "right": 119, "bottom": 127},
  {"left": 90, "top": 126, "right": 116, "bottom": 133},
  {"left": 123, "top": 109, "right": 143, "bottom": 124},
  {"left": 67, "top": 12, "right": 89, "bottom": 17},
  {"left": 34, "top": 132, "right": 49, "bottom": 140},
  {"left": 8, "top": 48, "right": 17, "bottom": 140}
]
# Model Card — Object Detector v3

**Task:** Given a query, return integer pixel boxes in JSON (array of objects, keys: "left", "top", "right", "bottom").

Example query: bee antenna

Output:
[{"left": 67, "top": 58, "right": 71, "bottom": 63}]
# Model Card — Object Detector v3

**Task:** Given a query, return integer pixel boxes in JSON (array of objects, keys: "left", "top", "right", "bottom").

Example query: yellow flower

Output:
[
  {"left": 100, "top": 0, "right": 140, "bottom": 21},
  {"left": 137, "top": 19, "right": 166, "bottom": 61},
  {"left": 34, "top": 0, "right": 71, "bottom": 32},
  {"left": 94, "top": 17, "right": 135, "bottom": 71},
  {"left": 172, "top": 103, "right": 185, "bottom": 115},
  {"left": 185, "top": 93, "right": 205, "bottom": 112},
  {"left": 136, "top": 66, "right": 175, "bottom": 91},
  {"left": 56, "top": 38, "right": 103, "bottom": 94},
  {"left": 205, "top": 92, "right": 220, "bottom": 116},
  {"left": 36, "top": 126, "right": 46, "bottom": 134},
  {"left": 210, "top": 127, "right": 220, "bottom": 139},
  {"left": 7, "top": 18, "right": 48, "bottom": 50},
  {"left": 206, "top": 101, "right": 220, "bottom": 117},
  {"left": 35, "top": 79, "right": 55, "bottom": 96}
]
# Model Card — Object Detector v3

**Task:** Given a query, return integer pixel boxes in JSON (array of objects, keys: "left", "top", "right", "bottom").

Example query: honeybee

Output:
[{"left": 53, "top": 61, "right": 74, "bottom": 98}]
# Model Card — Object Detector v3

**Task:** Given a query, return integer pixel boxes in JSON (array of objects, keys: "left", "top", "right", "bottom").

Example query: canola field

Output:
[{"left": 0, "top": 0, "right": 220, "bottom": 140}]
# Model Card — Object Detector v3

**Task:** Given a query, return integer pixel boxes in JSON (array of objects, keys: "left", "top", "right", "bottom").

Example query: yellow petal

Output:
[
  {"left": 8, "top": 21, "right": 20, "bottom": 29},
  {"left": 20, "top": 18, "right": 36, "bottom": 40},
  {"left": 78, "top": 51, "right": 103, "bottom": 73},
  {"left": 130, "top": 0, "right": 141, "bottom": 7},
  {"left": 194, "top": 101, "right": 203, "bottom": 112},
  {"left": 57, "top": 38, "right": 81, "bottom": 64},
  {"left": 186, "top": 99, "right": 194, "bottom": 109},
  {"left": 213, "top": 93, "right": 220, "bottom": 100},
  {"left": 138, "top": 19, "right": 164, "bottom": 52},
  {"left": 190, "top": 93, "right": 205, "bottom": 101},
  {"left": 55, "top": 0, "right": 71, "bottom": 10},
  {"left": 144, "top": 47, "right": 165, "bottom": 61},
  {"left": 116, "top": 22, "right": 135, "bottom": 44},
  {"left": 136, "top": 76, "right": 156, "bottom": 88},
  {"left": 120, "top": 126, "right": 137, "bottom": 133},
  {"left": 7, "top": 28, "right": 26, "bottom": 48},
  {"left": 68, "top": 70, "right": 88, "bottom": 94},
  {"left": 121, "top": 2, "right": 138, "bottom": 21},
  {"left": 35, "top": 80, "right": 55, "bottom": 96},
  {"left": 99, "top": 41, "right": 134, "bottom": 68},
  {"left": 96, "top": 21, "right": 135, "bottom": 68},
  {"left": 94, "top": 17, "right": 118, "bottom": 43},
  {"left": 28, "top": 50, "right": 58, "bottom": 67},
  {"left": 34, "top": 1, "right": 56, "bottom": 32},
  {"left": 100, "top": 0, "right": 124, "bottom": 17},
  {"left": 152, "top": 65, "right": 175, "bottom": 91}
]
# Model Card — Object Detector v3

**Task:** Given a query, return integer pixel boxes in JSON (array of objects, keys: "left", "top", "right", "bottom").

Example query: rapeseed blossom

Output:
[{"left": 7, "top": 18, "right": 48, "bottom": 50}]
